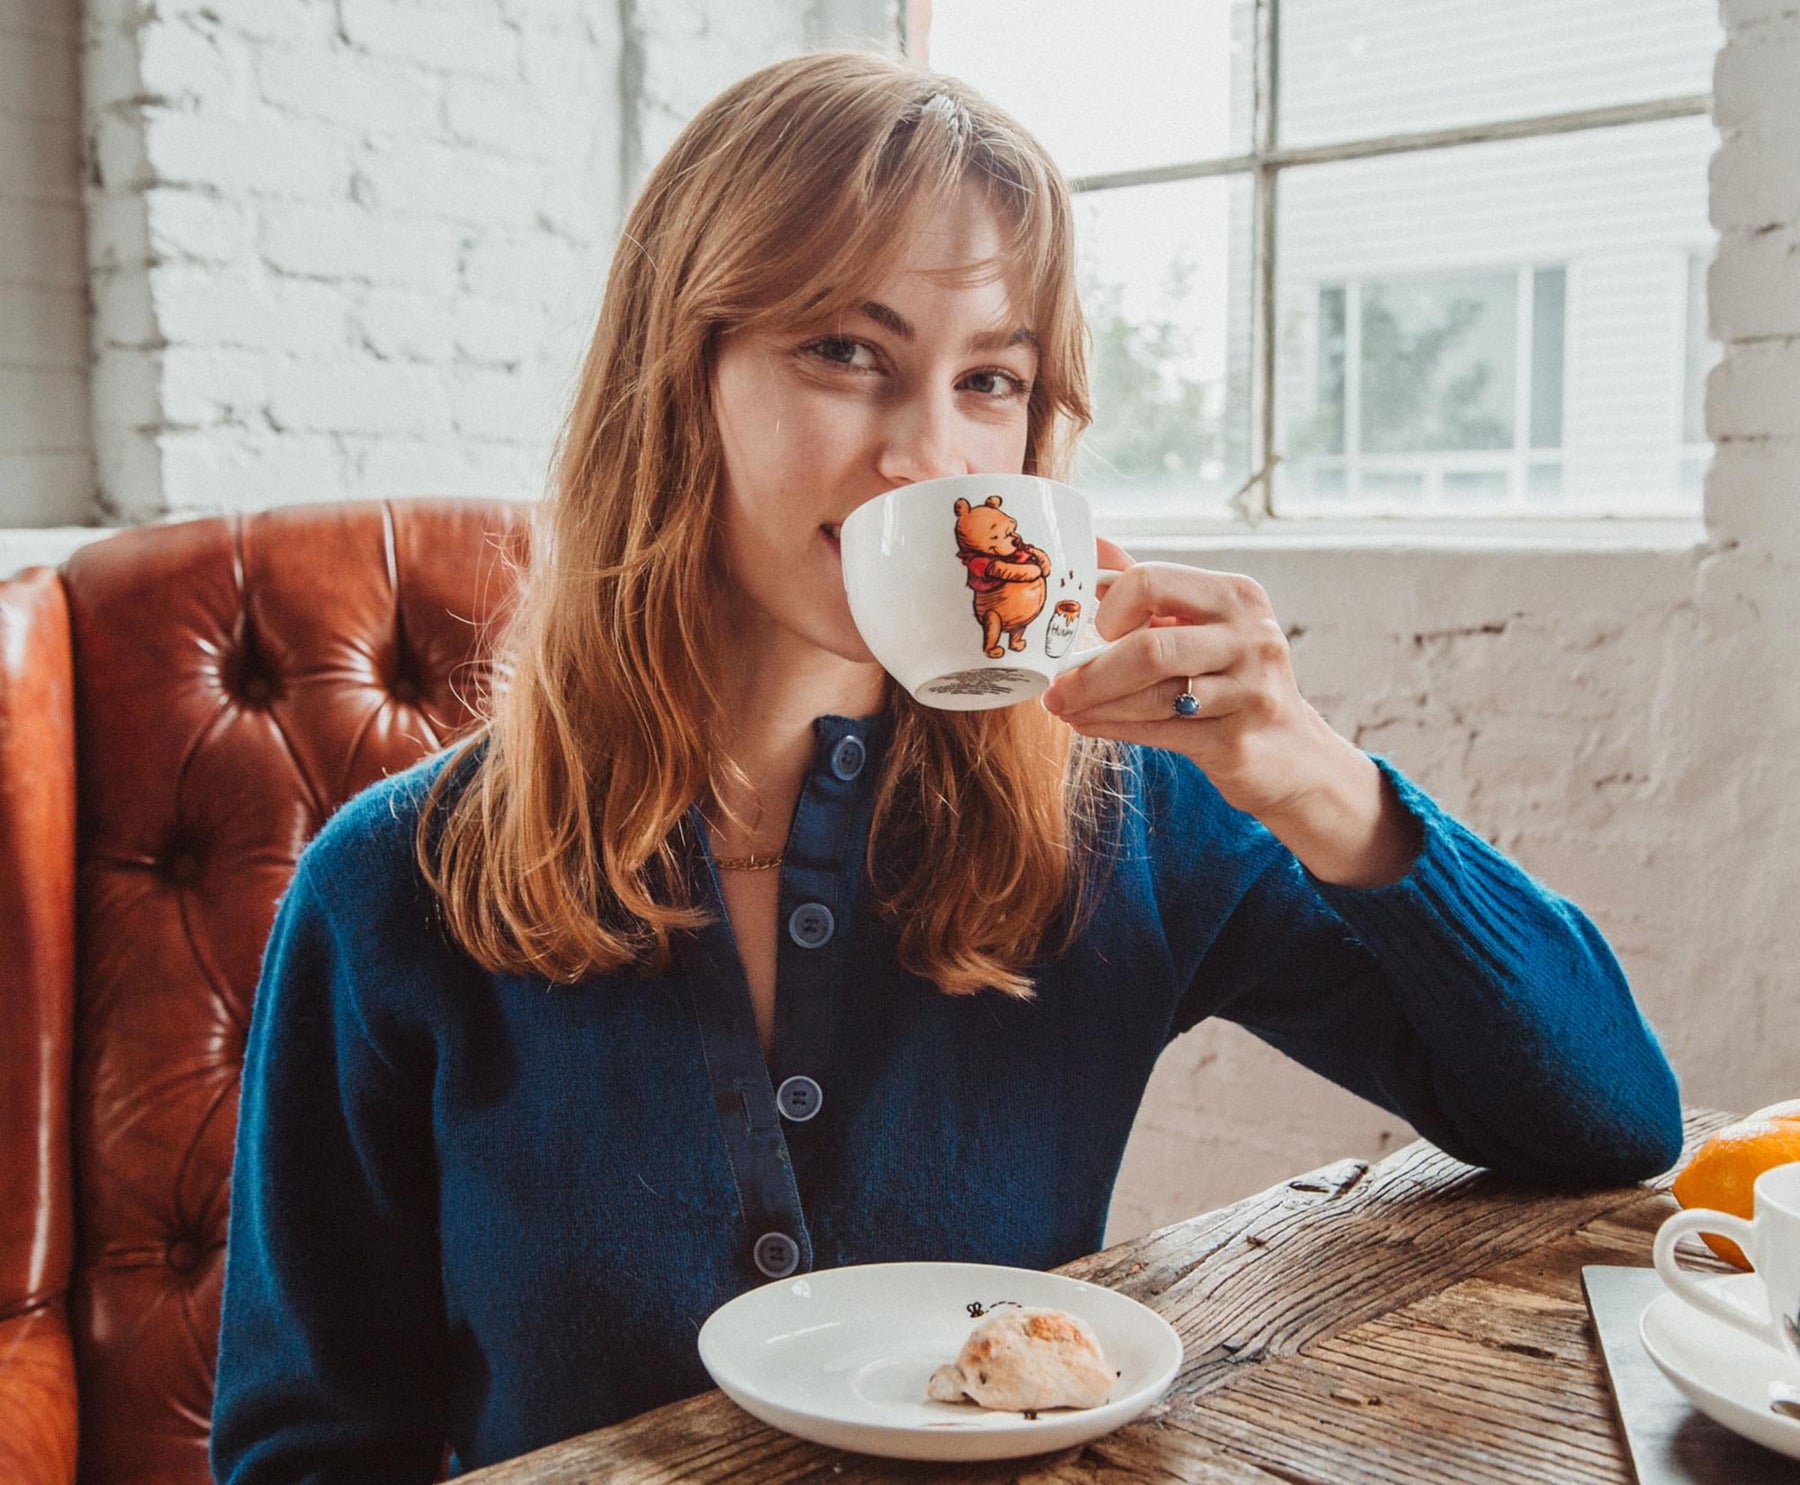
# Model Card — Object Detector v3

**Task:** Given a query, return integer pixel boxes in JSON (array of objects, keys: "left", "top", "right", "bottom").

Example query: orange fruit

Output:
[{"left": 1671, "top": 1100, "right": 1800, "bottom": 1268}]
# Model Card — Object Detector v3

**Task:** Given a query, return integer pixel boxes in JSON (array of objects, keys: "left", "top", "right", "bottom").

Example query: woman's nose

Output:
[{"left": 875, "top": 392, "right": 969, "bottom": 485}]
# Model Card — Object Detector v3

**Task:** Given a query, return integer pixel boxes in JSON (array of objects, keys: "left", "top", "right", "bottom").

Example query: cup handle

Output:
[
  {"left": 1653, "top": 1208, "right": 1779, "bottom": 1346},
  {"left": 1058, "top": 636, "right": 1116, "bottom": 670},
  {"left": 1059, "top": 561, "right": 1132, "bottom": 669}
]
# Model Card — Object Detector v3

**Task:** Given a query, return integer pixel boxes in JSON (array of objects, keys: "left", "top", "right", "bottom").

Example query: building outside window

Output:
[
  {"left": 1286, "top": 265, "right": 1566, "bottom": 513},
  {"left": 1681, "top": 250, "right": 1720, "bottom": 500},
  {"left": 919, "top": 0, "right": 1722, "bottom": 531}
]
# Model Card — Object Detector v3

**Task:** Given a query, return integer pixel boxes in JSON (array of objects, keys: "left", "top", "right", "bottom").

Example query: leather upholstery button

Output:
[
  {"left": 787, "top": 903, "right": 834, "bottom": 949},
  {"left": 829, "top": 734, "right": 865, "bottom": 781},
  {"left": 166, "top": 1238, "right": 200, "bottom": 1273},
  {"left": 753, "top": 1231, "right": 800, "bottom": 1279},
  {"left": 226, "top": 644, "right": 280, "bottom": 705},
  {"left": 390, "top": 675, "right": 420, "bottom": 704},
  {"left": 775, "top": 1074, "right": 823, "bottom": 1122},
  {"left": 163, "top": 850, "right": 201, "bottom": 886}
]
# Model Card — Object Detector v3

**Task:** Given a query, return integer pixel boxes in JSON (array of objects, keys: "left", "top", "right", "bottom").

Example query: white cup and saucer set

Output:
[{"left": 1643, "top": 1160, "right": 1800, "bottom": 1460}]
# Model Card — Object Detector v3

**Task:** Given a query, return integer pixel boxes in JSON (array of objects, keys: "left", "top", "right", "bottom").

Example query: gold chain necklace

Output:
[
  {"left": 703, "top": 806, "right": 783, "bottom": 870},
  {"left": 714, "top": 851, "right": 784, "bottom": 872}
]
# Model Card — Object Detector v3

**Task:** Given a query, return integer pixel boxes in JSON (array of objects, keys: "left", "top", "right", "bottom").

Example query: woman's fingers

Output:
[
  {"left": 1059, "top": 672, "right": 1252, "bottom": 730},
  {"left": 1046, "top": 621, "right": 1240, "bottom": 719},
  {"left": 1094, "top": 562, "right": 1267, "bottom": 635},
  {"left": 1052, "top": 552, "right": 1276, "bottom": 728},
  {"left": 1095, "top": 535, "right": 1136, "bottom": 574},
  {"left": 1095, "top": 544, "right": 1190, "bottom": 627},
  {"left": 1094, "top": 536, "right": 1134, "bottom": 602}
]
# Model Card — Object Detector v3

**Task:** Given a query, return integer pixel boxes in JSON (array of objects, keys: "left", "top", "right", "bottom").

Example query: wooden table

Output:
[{"left": 465, "top": 1108, "right": 1744, "bottom": 1484}]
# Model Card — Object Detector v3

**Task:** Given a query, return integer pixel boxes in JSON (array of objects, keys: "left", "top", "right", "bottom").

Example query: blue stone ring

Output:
[{"left": 1173, "top": 679, "right": 1201, "bottom": 718}]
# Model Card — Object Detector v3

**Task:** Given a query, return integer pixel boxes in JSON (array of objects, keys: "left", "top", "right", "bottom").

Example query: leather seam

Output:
[{"left": 0, "top": 1293, "right": 68, "bottom": 1326}]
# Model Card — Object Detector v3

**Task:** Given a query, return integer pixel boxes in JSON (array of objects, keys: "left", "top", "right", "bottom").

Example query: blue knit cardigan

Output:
[{"left": 210, "top": 711, "right": 1681, "bottom": 1480}]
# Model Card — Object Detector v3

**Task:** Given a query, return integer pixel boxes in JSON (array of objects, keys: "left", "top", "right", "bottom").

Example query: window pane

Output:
[
  {"left": 1276, "top": 116, "right": 1714, "bottom": 517},
  {"left": 1443, "top": 469, "right": 1511, "bottom": 502},
  {"left": 1362, "top": 470, "right": 1425, "bottom": 503},
  {"left": 1360, "top": 272, "right": 1517, "bottom": 454},
  {"left": 1317, "top": 286, "right": 1347, "bottom": 455},
  {"left": 1528, "top": 460, "right": 1564, "bottom": 503},
  {"left": 1281, "top": 0, "right": 1720, "bottom": 150},
  {"left": 1073, "top": 177, "right": 1252, "bottom": 527},
  {"left": 1530, "top": 267, "right": 1566, "bottom": 449},
  {"left": 923, "top": 0, "right": 1250, "bottom": 182}
]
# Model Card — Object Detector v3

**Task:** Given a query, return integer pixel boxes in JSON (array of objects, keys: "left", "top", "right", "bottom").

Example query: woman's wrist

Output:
[{"left": 1260, "top": 736, "right": 1424, "bottom": 889}]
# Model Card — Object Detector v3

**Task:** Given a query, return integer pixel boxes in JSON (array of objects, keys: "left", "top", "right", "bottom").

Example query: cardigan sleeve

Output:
[
  {"left": 211, "top": 861, "right": 447, "bottom": 1485},
  {"left": 1168, "top": 755, "right": 1683, "bottom": 1186}
]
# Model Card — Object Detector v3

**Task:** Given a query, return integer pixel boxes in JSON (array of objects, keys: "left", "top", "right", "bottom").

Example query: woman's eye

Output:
[
  {"left": 962, "top": 369, "right": 1032, "bottom": 400},
  {"left": 802, "top": 336, "right": 877, "bottom": 370}
]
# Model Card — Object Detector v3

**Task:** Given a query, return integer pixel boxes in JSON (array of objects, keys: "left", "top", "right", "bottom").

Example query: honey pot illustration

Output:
[{"left": 1044, "top": 599, "right": 1083, "bottom": 658}]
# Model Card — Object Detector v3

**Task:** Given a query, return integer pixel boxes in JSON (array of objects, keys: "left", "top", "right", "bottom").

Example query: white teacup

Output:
[
  {"left": 1653, "top": 1161, "right": 1800, "bottom": 1360},
  {"left": 839, "top": 473, "right": 1120, "bottom": 710}
]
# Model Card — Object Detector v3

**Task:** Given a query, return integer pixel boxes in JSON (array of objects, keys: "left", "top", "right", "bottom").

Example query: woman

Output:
[{"left": 210, "top": 50, "right": 1681, "bottom": 1481}]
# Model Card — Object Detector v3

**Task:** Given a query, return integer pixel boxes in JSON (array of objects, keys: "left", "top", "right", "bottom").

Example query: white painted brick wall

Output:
[
  {"left": 1709, "top": 1, "right": 1800, "bottom": 448},
  {"left": 1708, "top": 226, "right": 1800, "bottom": 338},
  {"left": 1710, "top": 339, "right": 1800, "bottom": 437},
  {"left": 76, "top": 0, "right": 636, "bottom": 519},
  {"left": 1, "top": 0, "right": 95, "bottom": 524},
  {"left": 338, "top": 0, "right": 523, "bottom": 80},
  {"left": 626, "top": 0, "right": 823, "bottom": 188}
]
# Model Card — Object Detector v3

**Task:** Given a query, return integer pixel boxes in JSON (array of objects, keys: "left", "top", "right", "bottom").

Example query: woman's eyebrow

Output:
[{"left": 855, "top": 300, "right": 1038, "bottom": 354}]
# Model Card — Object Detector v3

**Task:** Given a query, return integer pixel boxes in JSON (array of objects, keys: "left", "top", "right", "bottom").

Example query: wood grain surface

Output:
[{"left": 462, "top": 1108, "right": 1743, "bottom": 1484}]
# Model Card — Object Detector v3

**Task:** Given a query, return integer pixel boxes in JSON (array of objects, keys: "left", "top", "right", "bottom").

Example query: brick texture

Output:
[
  {"left": 78, "top": 0, "right": 646, "bottom": 515},
  {"left": 1, "top": 0, "right": 93, "bottom": 522}
]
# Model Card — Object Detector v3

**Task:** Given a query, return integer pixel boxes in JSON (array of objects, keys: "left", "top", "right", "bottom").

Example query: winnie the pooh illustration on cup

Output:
[
  {"left": 838, "top": 474, "right": 1120, "bottom": 711},
  {"left": 950, "top": 494, "right": 1053, "bottom": 658}
]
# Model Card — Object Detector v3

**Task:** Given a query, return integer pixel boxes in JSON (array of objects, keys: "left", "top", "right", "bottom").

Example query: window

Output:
[
  {"left": 1286, "top": 266, "right": 1565, "bottom": 513},
  {"left": 917, "top": 0, "right": 1721, "bottom": 530}
]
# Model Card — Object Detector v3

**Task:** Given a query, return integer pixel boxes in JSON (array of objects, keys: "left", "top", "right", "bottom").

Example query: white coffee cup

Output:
[
  {"left": 1653, "top": 1160, "right": 1800, "bottom": 1360},
  {"left": 838, "top": 473, "right": 1120, "bottom": 710}
]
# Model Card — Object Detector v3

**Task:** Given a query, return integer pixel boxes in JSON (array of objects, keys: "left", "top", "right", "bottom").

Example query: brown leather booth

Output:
[{"left": 0, "top": 499, "right": 528, "bottom": 1484}]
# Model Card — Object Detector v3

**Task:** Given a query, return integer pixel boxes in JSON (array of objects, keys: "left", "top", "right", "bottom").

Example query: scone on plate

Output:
[{"left": 926, "top": 1305, "right": 1115, "bottom": 1412}]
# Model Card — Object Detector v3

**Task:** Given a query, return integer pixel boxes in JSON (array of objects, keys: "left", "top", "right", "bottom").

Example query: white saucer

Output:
[
  {"left": 1639, "top": 1271, "right": 1800, "bottom": 1461},
  {"left": 696, "top": 1260, "right": 1184, "bottom": 1461}
]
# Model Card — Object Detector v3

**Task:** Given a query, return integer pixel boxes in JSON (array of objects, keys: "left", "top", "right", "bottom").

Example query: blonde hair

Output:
[{"left": 419, "top": 50, "right": 1131, "bottom": 998}]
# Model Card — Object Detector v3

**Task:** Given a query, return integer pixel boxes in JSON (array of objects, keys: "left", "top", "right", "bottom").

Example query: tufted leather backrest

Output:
[{"left": 44, "top": 499, "right": 527, "bottom": 1484}]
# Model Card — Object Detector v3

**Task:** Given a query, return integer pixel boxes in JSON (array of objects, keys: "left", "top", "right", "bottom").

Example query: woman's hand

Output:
[{"left": 1041, "top": 539, "right": 1421, "bottom": 888}]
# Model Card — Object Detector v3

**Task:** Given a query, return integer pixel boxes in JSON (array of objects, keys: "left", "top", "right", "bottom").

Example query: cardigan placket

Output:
[{"left": 680, "top": 711, "right": 890, "bottom": 1283}]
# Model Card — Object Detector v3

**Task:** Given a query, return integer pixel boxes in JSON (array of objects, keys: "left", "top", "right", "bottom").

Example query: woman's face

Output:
[{"left": 711, "top": 184, "right": 1040, "bottom": 666}]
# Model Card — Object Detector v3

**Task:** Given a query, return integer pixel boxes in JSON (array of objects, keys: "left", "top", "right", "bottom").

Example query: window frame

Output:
[{"left": 920, "top": 0, "right": 1712, "bottom": 533}]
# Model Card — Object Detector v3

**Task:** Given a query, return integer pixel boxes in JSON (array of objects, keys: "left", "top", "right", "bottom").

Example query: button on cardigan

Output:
[{"left": 210, "top": 711, "right": 1682, "bottom": 1481}]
